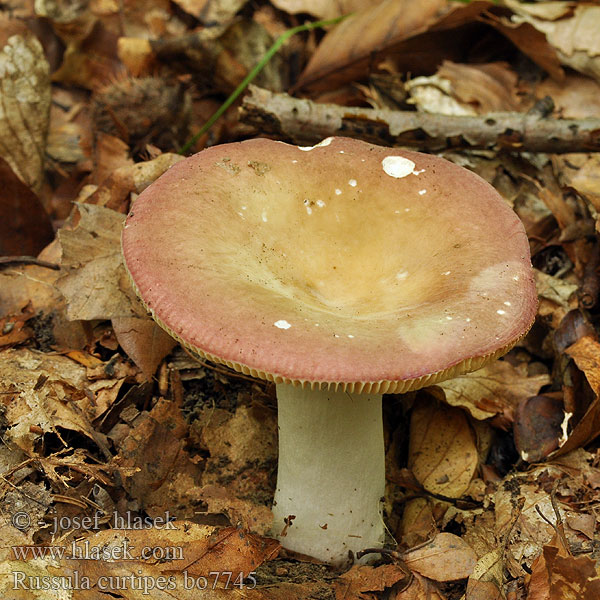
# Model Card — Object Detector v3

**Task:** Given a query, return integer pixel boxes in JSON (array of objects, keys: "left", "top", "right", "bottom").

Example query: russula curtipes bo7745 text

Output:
[{"left": 122, "top": 137, "right": 537, "bottom": 566}]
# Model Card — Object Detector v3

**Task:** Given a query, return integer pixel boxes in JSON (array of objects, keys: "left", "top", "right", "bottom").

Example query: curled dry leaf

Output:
[
  {"left": 296, "top": 0, "right": 446, "bottom": 90},
  {"left": 403, "top": 532, "right": 477, "bottom": 582},
  {"left": 439, "top": 360, "right": 550, "bottom": 421},
  {"left": 534, "top": 269, "right": 578, "bottom": 326},
  {"left": 527, "top": 532, "right": 600, "bottom": 600},
  {"left": 506, "top": 0, "right": 600, "bottom": 82},
  {"left": 554, "top": 335, "right": 600, "bottom": 456},
  {"left": 393, "top": 572, "right": 444, "bottom": 600},
  {"left": 0, "top": 348, "right": 103, "bottom": 454},
  {"left": 172, "top": 0, "right": 248, "bottom": 24},
  {"left": 494, "top": 477, "right": 564, "bottom": 576},
  {"left": 0, "top": 157, "right": 54, "bottom": 257},
  {"left": 408, "top": 395, "right": 478, "bottom": 498},
  {"left": 270, "top": 0, "right": 374, "bottom": 20},
  {"left": 513, "top": 395, "right": 565, "bottom": 462},
  {"left": 407, "top": 61, "right": 520, "bottom": 116},
  {"left": 555, "top": 154, "right": 600, "bottom": 213},
  {"left": 57, "top": 203, "right": 142, "bottom": 321},
  {"left": 466, "top": 549, "right": 503, "bottom": 600},
  {"left": 333, "top": 564, "right": 410, "bottom": 600},
  {"left": 112, "top": 316, "right": 177, "bottom": 380},
  {"left": 0, "top": 19, "right": 51, "bottom": 194}
]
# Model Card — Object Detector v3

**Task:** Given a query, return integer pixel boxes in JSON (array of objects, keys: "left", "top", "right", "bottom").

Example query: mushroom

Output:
[{"left": 122, "top": 137, "right": 537, "bottom": 566}]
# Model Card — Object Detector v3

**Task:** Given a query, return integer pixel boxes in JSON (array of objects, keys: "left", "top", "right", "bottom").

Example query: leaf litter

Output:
[{"left": 3, "top": 1, "right": 600, "bottom": 599}]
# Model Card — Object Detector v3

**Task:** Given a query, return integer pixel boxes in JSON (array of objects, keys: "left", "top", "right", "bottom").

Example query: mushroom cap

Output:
[{"left": 122, "top": 137, "right": 536, "bottom": 394}]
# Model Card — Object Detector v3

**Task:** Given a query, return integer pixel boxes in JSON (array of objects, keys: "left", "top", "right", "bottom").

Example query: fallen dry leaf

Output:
[
  {"left": 536, "top": 74, "right": 600, "bottom": 119},
  {"left": 439, "top": 359, "right": 550, "bottom": 421},
  {"left": 554, "top": 336, "right": 600, "bottom": 456},
  {"left": 403, "top": 532, "right": 477, "bottom": 581},
  {"left": 112, "top": 316, "right": 176, "bottom": 380},
  {"left": 172, "top": 0, "right": 248, "bottom": 24},
  {"left": 296, "top": 0, "right": 446, "bottom": 90},
  {"left": 0, "top": 18, "right": 51, "bottom": 194},
  {"left": 513, "top": 395, "right": 565, "bottom": 463},
  {"left": 333, "top": 563, "right": 409, "bottom": 600},
  {"left": 0, "top": 347, "right": 106, "bottom": 454},
  {"left": 408, "top": 395, "right": 478, "bottom": 498},
  {"left": 113, "top": 397, "right": 205, "bottom": 515},
  {"left": 393, "top": 572, "right": 445, "bottom": 599},
  {"left": 466, "top": 549, "right": 504, "bottom": 600},
  {"left": 270, "top": 0, "right": 375, "bottom": 20},
  {"left": 0, "top": 157, "right": 54, "bottom": 257},
  {"left": 527, "top": 532, "right": 600, "bottom": 600},
  {"left": 407, "top": 61, "right": 521, "bottom": 116},
  {"left": 506, "top": 1, "right": 600, "bottom": 82},
  {"left": 57, "top": 203, "right": 143, "bottom": 321}
]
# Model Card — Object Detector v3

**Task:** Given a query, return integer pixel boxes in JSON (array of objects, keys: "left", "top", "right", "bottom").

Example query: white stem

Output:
[{"left": 272, "top": 384, "right": 385, "bottom": 566}]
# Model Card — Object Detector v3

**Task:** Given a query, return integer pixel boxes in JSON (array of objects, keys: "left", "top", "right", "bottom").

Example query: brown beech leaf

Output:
[
  {"left": 553, "top": 336, "right": 600, "bottom": 456},
  {"left": 296, "top": 0, "right": 446, "bottom": 90},
  {"left": 506, "top": 1, "right": 600, "bottom": 82},
  {"left": 333, "top": 564, "right": 409, "bottom": 600},
  {"left": 57, "top": 203, "right": 143, "bottom": 321},
  {"left": 112, "top": 316, "right": 177, "bottom": 380},
  {"left": 403, "top": 532, "right": 477, "bottom": 581},
  {"left": 0, "top": 348, "right": 104, "bottom": 454},
  {"left": 172, "top": 0, "right": 248, "bottom": 24},
  {"left": 0, "top": 18, "right": 51, "bottom": 194},
  {"left": 393, "top": 572, "right": 444, "bottom": 599},
  {"left": 527, "top": 533, "right": 600, "bottom": 600},
  {"left": 466, "top": 549, "right": 503, "bottom": 600},
  {"left": 439, "top": 360, "right": 550, "bottom": 421},
  {"left": 0, "top": 157, "right": 54, "bottom": 257},
  {"left": 270, "top": 0, "right": 375, "bottom": 20},
  {"left": 407, "top": 61, "right": 520, "bottom": 116},
  {"left": 52, "top": 524, "right": 279, "bottom": 600},
  {"left": 513, "top": 395, "right": 565, "bottom": 462},
  {"left": 408, "top": 395, "right": 478, "bottom": 498}
]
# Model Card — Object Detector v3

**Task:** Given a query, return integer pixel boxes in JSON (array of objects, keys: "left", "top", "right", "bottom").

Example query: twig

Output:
[
  {"left": 0, "top": 256, "right": 60, "bottom": 270},
  {"left": 240, "top": 86, "right": 600, "bottom": 153}
]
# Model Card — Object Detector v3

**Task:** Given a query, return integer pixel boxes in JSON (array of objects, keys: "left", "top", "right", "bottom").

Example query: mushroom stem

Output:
[{"left": 272, "top": 384, "right": 385, "bottom": 566}]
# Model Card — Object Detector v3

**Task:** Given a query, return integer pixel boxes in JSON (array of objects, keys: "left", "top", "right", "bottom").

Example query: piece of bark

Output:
[{"left": 240, "top": 86, "right": 600, "bottom": 153}]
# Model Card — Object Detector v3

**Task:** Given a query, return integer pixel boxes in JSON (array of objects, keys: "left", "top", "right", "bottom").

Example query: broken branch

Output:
[{"left": 240, "top": 86, "right": 600, "bottom": 153}]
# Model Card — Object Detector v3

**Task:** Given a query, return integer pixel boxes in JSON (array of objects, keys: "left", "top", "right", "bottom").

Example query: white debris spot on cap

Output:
[
  {"left": 446, "top": 316, "right": 453, "bottom": 320},
  {"left": 396, "top": 270, "right": 408, "bottom": 281},
  {"left": 382, "top": 156, "right": 416, "bottom": 178},
  {"left": 261, "top": 210, "right": 268, "bottom": 222},
  {"left": 504, "top": 301, "right": 512, "bottom": 306},
  {"left": 303, "top": 199, "right": 312, "bottom": 215},
  {"left": 274, "top": 320, "right": 292, "bottom": 329},
  {"left": 465, "top": 317, "right": 472, "bottom": 322},
  {"left": 418, "top": 189, "right": 427, "bottom": 195},
  {"left": 348, "top": 334, "right": 354, "bottom": 338},
  {"left": 298, "top": 137, "right": 334, "bottom": 151},
  {"left": 348, "top": 179, "right": 357, "bottom": 187},
  {"left": 414, "top": 168, "right": 426, "bottom": 175},
  {"left": 335, "top": 188, "right": 342, "bottom": 195},
  {"left": 497, "top": 309, "right": 506, "bottom": 315},
  {"left": 316, "top": 199, "right": 326, "bottom": 207},
  {"left": 443, "top": 271, "right": 451, "bottom": 276},
  {"left": 292, "top": 160, "right": 298, "bottom": 164}
]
